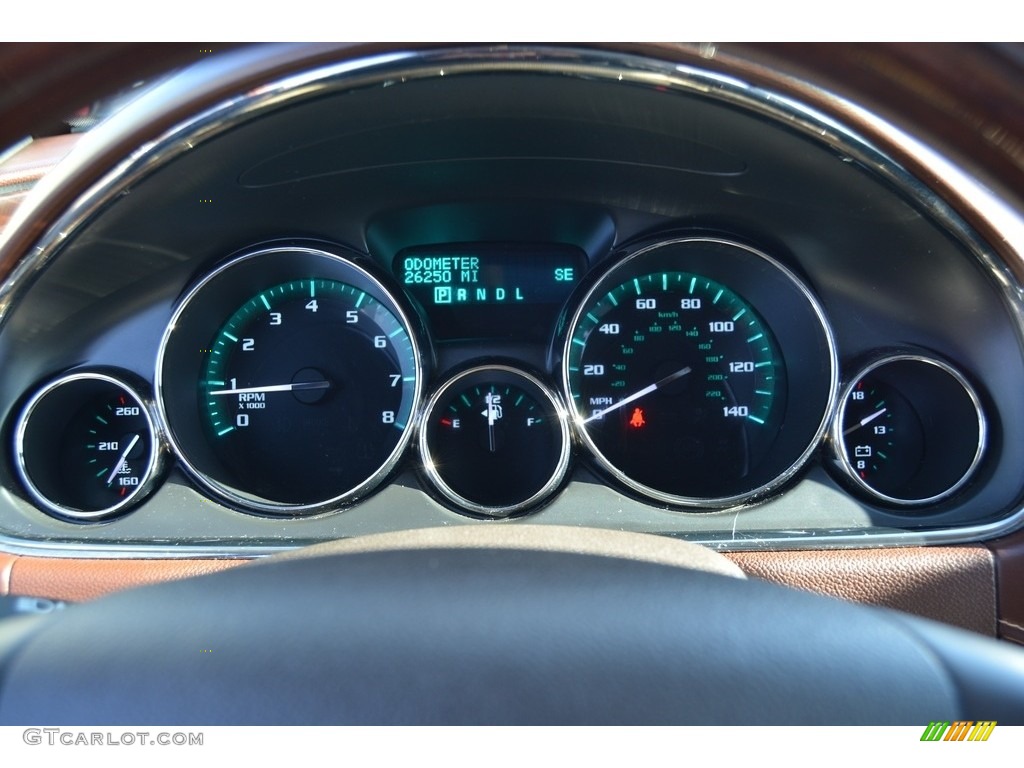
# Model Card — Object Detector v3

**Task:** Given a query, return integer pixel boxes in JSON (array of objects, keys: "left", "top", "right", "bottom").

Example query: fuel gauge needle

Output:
[
  {"left": 483, "top": 390, "right": 499, "bottom": 452},
  {"left": 843, "top": 406, "right": 887, "bottom": 435}
]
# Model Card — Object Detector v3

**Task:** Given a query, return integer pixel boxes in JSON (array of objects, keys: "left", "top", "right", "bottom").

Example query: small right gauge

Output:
[{"left": 830, "top": 354, "right": 987, "bottom": 507}]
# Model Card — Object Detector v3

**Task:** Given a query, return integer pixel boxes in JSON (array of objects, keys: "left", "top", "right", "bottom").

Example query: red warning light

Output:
[{"left": 629, "top": 407, "right": 646, "bottom": 428}]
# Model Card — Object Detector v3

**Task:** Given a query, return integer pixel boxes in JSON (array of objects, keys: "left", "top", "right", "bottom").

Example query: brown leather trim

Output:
[
  {"left": 0, "top": 135, "right": 82, "bottom": 236},
  {"left": 985, "top": 528, "right": 1024, "bottom": 645},
  {"left": 7, "top": 556, "right": 245, "bottom": 603},
  {"left": 0, "top": 193, "right": 28, "bottom": 236},
  {"left": 0, "top": 134, "right": 80, "bottom": 188},
  {"left": 0, "top": 44, "right": 215, "bottom": 154},
  {"left": 727, "top": 545, "right": 997, "bottom": 636},
  {"left": 0, "top": 543, "right": 1000, "bottom": 639},
  {"left": 0, "top": 552, "right": 14, "bottom": 596}
]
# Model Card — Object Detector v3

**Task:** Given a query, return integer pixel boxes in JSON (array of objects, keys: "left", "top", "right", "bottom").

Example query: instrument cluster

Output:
[
  {"left": 11, "top": 234, "right": 989, "bottom": 523},
  {"left": 2, "top": 46, "right": 1019, "bottom": 552}
]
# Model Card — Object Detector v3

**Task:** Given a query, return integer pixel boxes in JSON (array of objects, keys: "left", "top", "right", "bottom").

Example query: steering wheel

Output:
[{"left": 0, "top": 526, "right": 1023, "bottom": 724}]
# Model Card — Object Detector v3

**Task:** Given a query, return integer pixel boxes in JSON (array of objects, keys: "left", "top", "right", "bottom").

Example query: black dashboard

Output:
[{"left": 2, "top": 45, "right": 1023, "bottom": 555}]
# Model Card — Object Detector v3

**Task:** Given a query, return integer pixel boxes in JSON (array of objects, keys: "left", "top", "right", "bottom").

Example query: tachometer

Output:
[
  {"left": 562, "top": 238, "right": 837, "bottom": 507},
  {"left": 157, "top": 245, "right": 423, "bottom": 514}
]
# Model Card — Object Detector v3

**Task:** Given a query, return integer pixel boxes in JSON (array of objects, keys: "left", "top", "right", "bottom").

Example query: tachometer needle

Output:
[
  {"left": 582, "top": 366, "right": 692, "bottom": 424},
  {"left": 105, "top": 433, "right": 140, "bottom": 486},
  {"left": 209, "top": 381, "right": 331, "bottom": 395},
  {"left": 843, "top": 406, "right": 887, "bottom": 435}
]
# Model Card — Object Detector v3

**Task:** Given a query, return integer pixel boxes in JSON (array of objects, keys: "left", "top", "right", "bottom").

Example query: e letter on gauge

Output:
[{"left": 419, "top": 365, "right": 571, "bottom": 517}]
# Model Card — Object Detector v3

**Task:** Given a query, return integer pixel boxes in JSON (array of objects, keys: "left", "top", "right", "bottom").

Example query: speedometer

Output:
[
  {"left": 568, "top": 272, "right": 785, "bottom": 495},
  {"left": 563, "top": 238, "right": 837, "bottom": 507}
]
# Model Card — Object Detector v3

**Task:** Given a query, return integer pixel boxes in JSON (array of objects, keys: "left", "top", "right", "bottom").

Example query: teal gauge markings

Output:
[
  {"left": 565, "top": 270, "right": 786, "bottom": 500},
  {"left": 84, "top": 398, "right": 147, "bottom": 490},
  {"left": 441, "top": 383, "right": 546, "bottom": 454},
  {"left": 420, "top": 366, "right": 571, "bottom": 516},
  {"left": 15, "top": 373, "right": 160, "bottom": 520},
  {"left": 567, "top": 272, "right": 778, "bottom": 425},
  {"left": 835, "top": 356, "right": 984, "bottom": 506},
  {"left": 196, "top": 277, "right": 419, "bottom": 506},
  {"left": 202, "top": 279, "right": 417, "bottom": 438},
  {"left": 74, "top": 389, "right": 153, "bottom": 509},
  {"left": 841, "top": 382, "right": 899, "bottom": 481}
]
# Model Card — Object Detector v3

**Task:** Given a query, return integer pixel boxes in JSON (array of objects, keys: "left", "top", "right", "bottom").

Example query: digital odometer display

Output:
[{"left": 395, "top": 243, "right": 586, "bottom": 340}]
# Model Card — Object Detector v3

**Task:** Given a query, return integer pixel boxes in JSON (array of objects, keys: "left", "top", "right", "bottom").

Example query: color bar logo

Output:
[{"left": 920, "top": 721, "right": 997, "bottom": 741}]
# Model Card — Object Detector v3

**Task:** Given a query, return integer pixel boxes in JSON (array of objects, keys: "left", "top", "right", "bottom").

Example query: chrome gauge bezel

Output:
[
  {"left": 831, "top": 354, "right": 987, "bottom": 507},
  {"left": 418, "top": 364, "right": 572, "bottom": 518},
  {"left": 14, "top": 371, "right": 164, "bottom": 521},
  {"left": 156, "top": 244, "right": 426, "bottom": 516},
  {"left": 561, "top": 237, "right": 839, "bottom": 509}
]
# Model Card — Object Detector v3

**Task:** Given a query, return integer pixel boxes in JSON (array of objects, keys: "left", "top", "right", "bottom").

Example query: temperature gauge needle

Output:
[
  {"left": 582, "top": 366, "right": 692, "bottom": 424},
  {"left": 105, "top": 433, "right": 140, "bottom": 486},
  {"left": 843, "top": 406, "right": 887, "bottom": 435}
]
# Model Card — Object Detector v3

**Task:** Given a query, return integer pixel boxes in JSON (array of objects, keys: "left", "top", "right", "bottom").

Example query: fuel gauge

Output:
[
  {"left": 832, "top": 355, "right": 985, "bottom": 507},
  {"left": 15, "top": 372, "right": 163, "bottom": 520},
  {"left": 419, "top": 365, "right": 571, "bottom": 517}
]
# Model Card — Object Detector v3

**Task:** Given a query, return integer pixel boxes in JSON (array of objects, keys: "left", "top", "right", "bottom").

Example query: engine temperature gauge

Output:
[
  {"left": 833, "top": 355, "right": 985, "bottom": 506},
  {"left": 419, "top": 365, "right": 571, "bottom": 517},
  {"left": 14, "top": 372, "right": 163, "bottom": 520}
]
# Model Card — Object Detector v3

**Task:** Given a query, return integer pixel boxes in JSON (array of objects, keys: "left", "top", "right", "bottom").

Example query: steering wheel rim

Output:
[{"left": 1, "top": 526, "right": 1023, "bottom": 725}]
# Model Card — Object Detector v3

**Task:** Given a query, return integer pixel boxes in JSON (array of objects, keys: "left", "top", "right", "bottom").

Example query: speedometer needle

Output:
[
  {"left": 209, "top": 381, "right": 331, "bottom": 395},
  {"left": 843, "top": 406, "right": 887, "bottom": 435},
  {"left": 582, "top": 366, "right": 692, "bottom": 424},
  {"left": 105, "top": 433, "right": 140, "bottom": 486}
]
